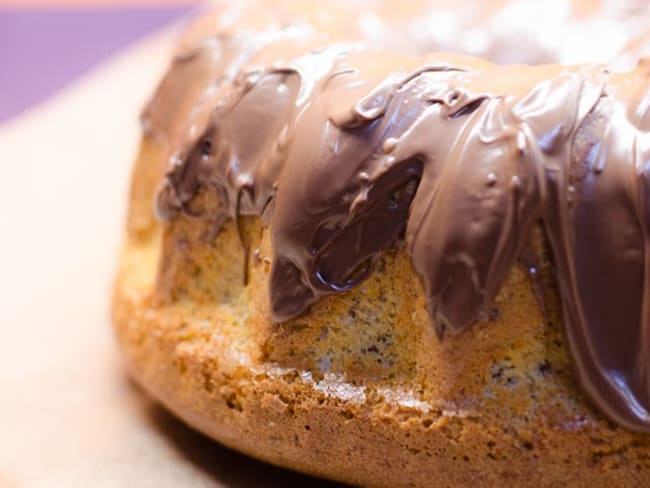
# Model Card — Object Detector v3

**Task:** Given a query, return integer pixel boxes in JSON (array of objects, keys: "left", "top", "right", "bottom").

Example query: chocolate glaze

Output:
[{"left": 148, "top": 2, "right": 650, "bottom": 432}]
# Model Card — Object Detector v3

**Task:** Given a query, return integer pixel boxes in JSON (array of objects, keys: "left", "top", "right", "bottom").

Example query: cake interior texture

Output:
[{"left": 113, "top": 1, "right": 650, "bottom": 486}]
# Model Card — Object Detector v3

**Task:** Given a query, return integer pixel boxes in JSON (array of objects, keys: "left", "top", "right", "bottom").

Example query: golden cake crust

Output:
[{"left": 113, "top": 137, "right": 650, "bottom": 488}]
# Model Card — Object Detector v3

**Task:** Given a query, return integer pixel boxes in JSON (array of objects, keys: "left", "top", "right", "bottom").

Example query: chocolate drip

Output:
[{"left": 149, "top": 9, "right": 650, "bottom": 431}]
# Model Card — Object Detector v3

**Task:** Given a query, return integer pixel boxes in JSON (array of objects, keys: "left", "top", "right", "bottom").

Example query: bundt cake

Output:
[{"left": 113, "top": 0, "right": 650, "bottom": 486}]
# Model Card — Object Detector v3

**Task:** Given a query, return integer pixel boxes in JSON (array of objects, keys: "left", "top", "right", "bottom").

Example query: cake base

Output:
[{"left": 113, "top": 140, "right": 650, "bottom": 487}]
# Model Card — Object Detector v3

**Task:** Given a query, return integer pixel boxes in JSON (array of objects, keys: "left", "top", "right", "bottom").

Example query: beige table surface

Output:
[{"left": 0, "top": 24, "right": 342, "bottom": 488}]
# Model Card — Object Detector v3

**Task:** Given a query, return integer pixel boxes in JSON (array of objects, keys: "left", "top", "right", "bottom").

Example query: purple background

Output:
[{"left": 0, "top": 7, "right": 192, "bottom": 123}]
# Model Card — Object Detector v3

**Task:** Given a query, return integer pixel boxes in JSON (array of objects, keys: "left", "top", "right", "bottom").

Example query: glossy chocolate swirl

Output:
[{"left": 148, "top": 5, "right": 650, "bottom": 432}]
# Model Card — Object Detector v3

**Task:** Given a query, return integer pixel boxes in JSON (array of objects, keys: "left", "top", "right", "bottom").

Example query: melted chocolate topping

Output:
[{"left": 148, "top": 1, "right": 650, "bottom": 432}]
